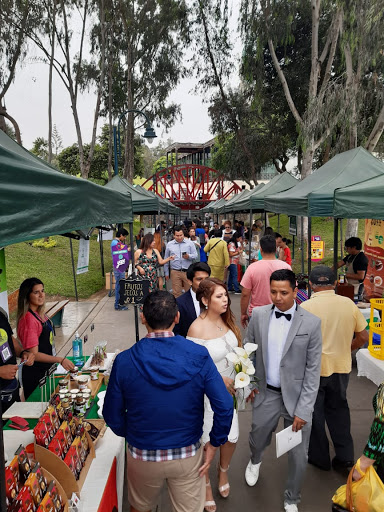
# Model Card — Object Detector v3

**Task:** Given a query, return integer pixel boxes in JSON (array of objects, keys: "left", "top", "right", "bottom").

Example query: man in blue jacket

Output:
[{"left": 103, "top": 290, "right": 233, "bottom": 512}]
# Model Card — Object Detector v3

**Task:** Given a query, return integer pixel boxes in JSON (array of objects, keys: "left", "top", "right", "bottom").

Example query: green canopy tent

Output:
[
  {"left": 333, "top": 173, "right": 384, "bottom": 219},
  {"left": 217, "top": 188, "right": 254, "bottom": 215},
  {"left": 135, "top": 184, "right": 180, "bottom": 216},
  {"left": 264, "top": 147, "right": 384, "bottom": 273},
  {"left": 200, "top": 200, "right": 217, "bottom": 215},
  {"left": 264, "top": 147, "right": 384, "bottom": 217},
  {"left": 104, "top": 176, "right": 159, "bottom": 214},
  {"left": 235, "top": 173, "right": 298, "bottom": 212},
  {"left": 0, "top": 132, "right": 133, "bottom": 248},
  {"left": 210, "top": 198, "right": 228, "bottom": 216}
]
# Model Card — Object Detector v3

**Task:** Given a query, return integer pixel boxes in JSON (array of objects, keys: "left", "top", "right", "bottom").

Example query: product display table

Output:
[
  {"left": 356, "top": 348, "right": 384, "bottom": 386},
  {"left": 3, "top": 358, "right": 125, "bottom": 512}
]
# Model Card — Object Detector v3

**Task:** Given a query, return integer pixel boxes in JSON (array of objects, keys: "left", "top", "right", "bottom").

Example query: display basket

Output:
[{"left": 368, "top": 298, "right": 384, "bottom": 360}]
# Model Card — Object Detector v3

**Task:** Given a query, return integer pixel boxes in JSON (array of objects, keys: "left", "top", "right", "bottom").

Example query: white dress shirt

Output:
[
  {"left": 190, "top": 289, "right": 201, "bottom": 318},
  {"left": 266, "top": 302, "right": 296, "bottom": 388}
]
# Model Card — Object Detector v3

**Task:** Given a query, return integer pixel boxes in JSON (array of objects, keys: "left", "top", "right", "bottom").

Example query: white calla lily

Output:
[
  {"left": 235, "top": 372, "right": 250, "bottom": 388},
  {"left": 244, "top": 343, "right": 258, "bottom": 356},
  {"left": 226, "top": 353, "right": 241, "bottom": 364},
  {"left": 234, "top": 347, "right": 247, "bottom": 358},
  {"left": 243, "top": 361, "right": 256, "bottom": 375}
]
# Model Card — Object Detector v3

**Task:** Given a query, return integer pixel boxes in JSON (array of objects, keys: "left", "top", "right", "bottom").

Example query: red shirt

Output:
[
  {"left": 283, "top": 246, "right": 292, "bottom": 265},
  {"left": 17, "top": 311, "right": 46, "bottom": 350}
]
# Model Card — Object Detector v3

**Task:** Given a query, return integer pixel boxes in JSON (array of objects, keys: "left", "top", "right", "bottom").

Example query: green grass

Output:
[
  {"left": 267, "top": 215, "right": 365, "bottom": 274},
  {"left": 4, "top": 221, "right": 142, "bottom": 298}
]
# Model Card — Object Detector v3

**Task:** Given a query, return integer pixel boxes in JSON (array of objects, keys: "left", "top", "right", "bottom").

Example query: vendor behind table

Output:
[{"left": 16, "top": 277, "right": 74, "bottom": 400}]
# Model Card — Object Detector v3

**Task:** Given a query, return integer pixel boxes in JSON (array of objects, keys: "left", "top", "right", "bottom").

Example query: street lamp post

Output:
[
  {"left": 113, "top": 109, "right": 157, "bottom": 342},
  {"left": 113, "top": 109, "right": 157, "bottom": 176}
]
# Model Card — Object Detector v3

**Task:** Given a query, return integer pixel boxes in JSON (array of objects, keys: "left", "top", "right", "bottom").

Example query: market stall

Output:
[{"left": 3, "top": 351, "right": 124, "bottom": 512}]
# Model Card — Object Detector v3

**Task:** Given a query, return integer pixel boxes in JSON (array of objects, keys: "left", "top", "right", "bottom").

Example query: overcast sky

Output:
[{"left": 5, "top": 1, "right": 240, "bottom": 152}]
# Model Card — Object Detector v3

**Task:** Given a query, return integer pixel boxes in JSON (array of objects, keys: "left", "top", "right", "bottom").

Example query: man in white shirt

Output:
[
  {"left": 173, "top": 262, "right": 211, "bottom": 337},
  {"left": 244, "top": 269, "right": 322, "bottom": 512}
]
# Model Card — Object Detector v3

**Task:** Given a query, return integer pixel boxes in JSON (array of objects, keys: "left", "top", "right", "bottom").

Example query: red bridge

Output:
[{"left": 142, "top": 164, "right": 241, "bottom": 211}]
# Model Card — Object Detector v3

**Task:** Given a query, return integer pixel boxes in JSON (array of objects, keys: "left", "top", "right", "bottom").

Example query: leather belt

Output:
[
  {"left": 267, "top": 384, "right": 282, "bottom": 393},
  {"left": 172, "top": 268, "right": 188, "bottom": 272}
]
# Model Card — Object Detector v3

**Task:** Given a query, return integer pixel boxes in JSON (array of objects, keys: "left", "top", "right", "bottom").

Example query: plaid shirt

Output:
[
  {"left": 128, "top": 441, "right": 201, "bottom": 461},
  {"left": 130, "top": 329, "right": 200, "bottom": 461}
]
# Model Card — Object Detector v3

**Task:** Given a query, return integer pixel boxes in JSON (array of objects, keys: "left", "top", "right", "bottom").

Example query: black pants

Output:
[
  {"left": 309, "top": 373, "right": 353, "bottom": 469},
  {"left": 22, "top": 364, "right": 49, "bottom": 400}
]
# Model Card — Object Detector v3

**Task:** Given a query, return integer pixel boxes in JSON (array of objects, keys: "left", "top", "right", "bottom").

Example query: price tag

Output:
[{"left": 39, "top": 376, "right": 47, "bottom": 388}]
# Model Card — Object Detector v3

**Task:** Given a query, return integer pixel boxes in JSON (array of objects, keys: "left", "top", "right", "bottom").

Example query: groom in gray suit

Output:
[{"left": 244, "top": 269, "right": 322, "bottom": 512}]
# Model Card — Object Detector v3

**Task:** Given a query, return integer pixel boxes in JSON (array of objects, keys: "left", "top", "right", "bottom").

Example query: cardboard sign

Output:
[
  {"left": 119, "top": 277, "right": 150, "bottom": 305},
  {"left": 364, "top": 219, "right": 384, "bottom": 298},
  {"left": 77, "top": 239, "right": 90, "bottom": 274},
  {"left": 311, "top": 237, "right": 325, "bottom": 261}
]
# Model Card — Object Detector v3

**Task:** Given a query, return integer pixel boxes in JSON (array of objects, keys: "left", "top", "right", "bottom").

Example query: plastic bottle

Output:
[{"left": 72, "top": 331, "right": 83, "bottom": 359}]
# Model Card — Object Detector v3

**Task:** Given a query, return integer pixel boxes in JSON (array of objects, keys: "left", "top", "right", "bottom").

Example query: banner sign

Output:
[
  {"left": 111, "top": 240, "right": 130, "bottom": 272},
  {"left": 364, "top": 219, "right": 384, "bottom": 298},
  {"left": 76, "top": 239, "right": 90, "bottom": 275},
  {"left": 311, "top": 236, "right": 325, "bottom": 262},
  {"left": 0, "top": 248, "right": 8, "bottom": 315},
  {"left": 288, "top": 217, "right": 297, "bottom": 236},
  {"left": 119, "top": 277, "right": 150, "bottom": 305}
]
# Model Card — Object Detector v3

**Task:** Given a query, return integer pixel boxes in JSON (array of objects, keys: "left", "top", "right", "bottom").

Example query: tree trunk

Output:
[
  {"left": 366, "top": 103, "right": 384, "bottom": 152},
  {"left": 107, "top": 54, "right": 113, "bottom": 181},
  {"left": 47, "top": 0, "right": 56, "bottom": 164},
  {"left": 0, "top": 106, "right": 22, "bottom": 143},
  {"left": 123, "top": 40, "right": 135, "bottom": 182},
  {"left": 345, "top": 218, "right": 358, "bottom": 239}
]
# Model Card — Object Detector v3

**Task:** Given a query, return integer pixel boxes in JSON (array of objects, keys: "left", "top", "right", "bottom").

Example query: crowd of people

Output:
[
  {"left": 102, "top": 224, "right": 382, "bottom": 512},
  {"left": 1, "top": 221, "right": 382, "bottom": 512}
]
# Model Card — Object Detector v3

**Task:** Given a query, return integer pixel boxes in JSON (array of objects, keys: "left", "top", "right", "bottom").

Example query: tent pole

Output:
[
  {"left": 99, "top": 229, "right": 105, "bottom": 278},
  {"left": 334, "top": 218, "right": 339, "bottom": 275},
  {"left": 0, "top": 394, "right": 7, "bottom": 512},
  {"left": 307, "top": 217, "right": 312, "bottom": 297},
  {"left": 129, "top": 222, "right": 140, "bottom": 343},
  {"left": 292, "top": 235, "right": 295, "bottom": 259},
  {"left": 277, "top": 214, "right": 280, "bottom": 231},
  {"left": 340, "top": 218, "right": 344, "bottom": 256},
  {"left": 69, "top": 238, "right": 79, "bottom": 302},
  {"left": 249, "top": 209, "right": 253, "bottom": 267},
  {"left": 308, "top": 217, "right": 312, "bottom": 276},
  {"left": 300, "top": 217, "right": 305, "bottom": 274}
]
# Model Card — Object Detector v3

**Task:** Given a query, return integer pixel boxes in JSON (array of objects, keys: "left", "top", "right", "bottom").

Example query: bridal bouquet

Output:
[{"left": 226, "top": 343, "right": 258, "bottom": 410}]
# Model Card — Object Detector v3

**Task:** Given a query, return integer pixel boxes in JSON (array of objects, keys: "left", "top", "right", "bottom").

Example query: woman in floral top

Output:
[
  {"left": 353, "top": 382, "right": 384, "bottom": 482},
  {"left": 135, "top": 234, "right": 174, "bottom": 293}
]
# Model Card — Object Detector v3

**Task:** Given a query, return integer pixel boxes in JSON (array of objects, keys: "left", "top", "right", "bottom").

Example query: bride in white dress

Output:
[{"left": 187, "top": 277, "right": 242, "bottom": 512}]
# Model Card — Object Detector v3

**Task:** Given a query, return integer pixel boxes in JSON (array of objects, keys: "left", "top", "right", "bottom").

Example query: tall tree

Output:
[
  {"left": 0, "top": 0, "right": 37, "bottom": 142},
  {"left": 111, "top": 0, "right": 188, "bottom": 182}
]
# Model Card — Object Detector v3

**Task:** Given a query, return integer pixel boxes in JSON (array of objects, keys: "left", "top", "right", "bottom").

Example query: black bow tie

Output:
[{"left": 275, "top": 311, "right": 292, "bottom": 321}]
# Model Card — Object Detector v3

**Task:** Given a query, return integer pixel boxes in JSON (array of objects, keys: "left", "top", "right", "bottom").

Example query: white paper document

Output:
[{"left": 276, "top": 425, "right": 303, "bottom": 458}]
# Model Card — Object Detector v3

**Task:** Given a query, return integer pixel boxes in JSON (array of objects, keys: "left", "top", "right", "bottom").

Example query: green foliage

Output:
[
  {"left": 5, "top": 220, "right": 142, "bottom": 298},
  {"left": 32, "top": 238, "right": 57, "bottom": 249}
]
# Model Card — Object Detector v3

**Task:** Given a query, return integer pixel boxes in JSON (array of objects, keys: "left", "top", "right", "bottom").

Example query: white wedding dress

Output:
[{"left": 188, "top": 330, "right": 239, "bottom": 444}]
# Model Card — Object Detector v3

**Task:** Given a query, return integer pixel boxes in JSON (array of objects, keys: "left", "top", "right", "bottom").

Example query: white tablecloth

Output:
[
  {"left": 80, "top": 427, "right": 125, "bottom": 511},
  {"left": 3, "top": 427, "right": 125, "bottom": 512},
  {"left": 356, "top": 348, "right": 384, "bottom": 386}
]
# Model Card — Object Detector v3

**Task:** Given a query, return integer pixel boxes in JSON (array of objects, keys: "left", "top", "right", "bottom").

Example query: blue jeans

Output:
[
  {"left": 114, "top": 270, "right": 126, "bottom": 309},
  {"left": 227, "top": 263, "right": 240, "bottom": 292}
]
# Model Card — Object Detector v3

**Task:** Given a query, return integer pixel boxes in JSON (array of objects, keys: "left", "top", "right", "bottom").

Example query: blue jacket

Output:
[
  {"left": 174, "top": 290, "right": 198, "bottom": 337},
  {"left": 103, "top": 335, "right": 233, "bottom": 449}
]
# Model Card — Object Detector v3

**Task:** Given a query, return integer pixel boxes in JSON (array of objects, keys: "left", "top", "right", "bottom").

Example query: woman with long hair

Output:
[
  {"left": 17, "top": 277, "right": 74, "bottom": 399},
  {"left": 187, "top": 278, "right": 242, "bottom": 512},
  {"left": 135, "top": 233, "right": 174, "bottom": 293},
  {"left": 153, "top": 230, "right": 166, "bottom": 289},
  {"left": 227, "top": 232, "right": 243, "bottom": 294},
  {"left": 278, "top": 237, "right": 292, "bottom": 266}
]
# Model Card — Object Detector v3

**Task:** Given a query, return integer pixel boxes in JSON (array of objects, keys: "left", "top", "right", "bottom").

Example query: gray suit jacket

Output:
[{"left": 248, "top": 304, "right": 322, "bottom": 423}]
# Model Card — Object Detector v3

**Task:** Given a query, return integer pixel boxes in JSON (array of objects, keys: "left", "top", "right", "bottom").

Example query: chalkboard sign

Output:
[{"left": 119, "top": 277, "right": 150, "bottom": 305}]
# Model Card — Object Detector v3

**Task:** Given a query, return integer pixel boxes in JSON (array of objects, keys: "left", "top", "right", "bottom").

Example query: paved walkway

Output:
[{"left": 53, "top": 291, "right": 378, "bottom": 512}]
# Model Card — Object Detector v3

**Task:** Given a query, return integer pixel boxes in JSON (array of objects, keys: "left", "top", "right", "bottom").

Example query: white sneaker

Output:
[
  {"left": 245, "top": 460, "right": 261, "bottom": 486},
  {"left": 284, "top": 502, "right": 298, "bottom": 512}
]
